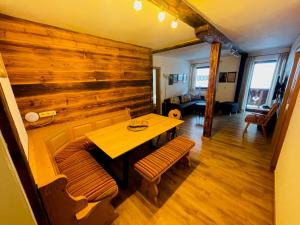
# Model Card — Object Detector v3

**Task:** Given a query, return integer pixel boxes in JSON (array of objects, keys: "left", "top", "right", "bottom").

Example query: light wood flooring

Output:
[{"left": 111, "top": 113, "right": 274, "bottom": 225}]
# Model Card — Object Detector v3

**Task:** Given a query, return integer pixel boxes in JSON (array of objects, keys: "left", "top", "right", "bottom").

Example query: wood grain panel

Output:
[
  {"left": 0, "top": 14, "right": 152, "bottom": 129},
  {"left": 203, "top": 42, "right": 221, "bottom": 138}
]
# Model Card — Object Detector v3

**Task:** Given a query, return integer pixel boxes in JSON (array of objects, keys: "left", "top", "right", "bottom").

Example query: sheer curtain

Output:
[
  {"left": 275, "top": 52, "right": 289, "bottom": 82},
  {"left": 189, "top": 64, "right": 198, "bottom": 95},
  {"left": 267, "top": 52, "right": 289, "bottom": 104},
  {"left": 238, "top": 56, "right": 256, "bottom": 111}
]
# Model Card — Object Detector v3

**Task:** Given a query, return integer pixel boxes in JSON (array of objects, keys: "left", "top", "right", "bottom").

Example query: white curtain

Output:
[
  {"left": 238, "top": 56, "right": 256, "bottom": 111},
  {"left": 266, "top": 52, "right": 289, "bottom": 104},
  {"left": 275, "top": 52, "right": 289, "bottom": 83}
]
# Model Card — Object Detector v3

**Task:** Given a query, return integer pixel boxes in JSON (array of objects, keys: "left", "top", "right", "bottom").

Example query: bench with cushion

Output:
[
  {"left": 28, "top": 109, "right": 131, "bottom": 225},
  {"left": 134, "top": 136, "right": 195, "bottom": 204}
]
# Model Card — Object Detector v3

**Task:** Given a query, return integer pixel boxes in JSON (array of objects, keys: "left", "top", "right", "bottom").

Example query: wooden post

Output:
[{"left": 203, "top": 42, "right": 221, "bottom": 138}]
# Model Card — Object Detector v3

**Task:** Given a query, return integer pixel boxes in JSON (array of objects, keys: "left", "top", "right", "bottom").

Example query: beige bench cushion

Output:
[{"left": 134, "top": 136, "right": 195, "bottom": 181}]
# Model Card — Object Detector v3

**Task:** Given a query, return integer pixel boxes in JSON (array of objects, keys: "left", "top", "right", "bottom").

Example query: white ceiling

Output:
[
  {"left": 0, "top": 0, "right": 195, "bottom": 49},
  {"left": 0, "top": 0, "right": 299, "bottom": 53},
  {"left": 187, "top": 0, "right": 300, "bottom": 52}
]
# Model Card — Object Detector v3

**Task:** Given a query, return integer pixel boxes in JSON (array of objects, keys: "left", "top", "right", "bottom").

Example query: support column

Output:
[{"left": 203, "top": 42, "right": 221, "bottom": 138}]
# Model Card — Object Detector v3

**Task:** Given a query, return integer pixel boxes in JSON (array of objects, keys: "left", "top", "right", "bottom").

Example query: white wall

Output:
[
  {"left": 0, "top": 131, "right": 37, "bottom": 225},
  {"left": 275, "top": 34, "right": 300, "bottom": 225},
  {"left": 190, "top": 55, "right": 241, "bottom": 102},
  {"left": 153, "top": 55, "right": 190, "bottom": 102},
  {"left": 275, "top": 91, "right": 300, "bottom": 225}
]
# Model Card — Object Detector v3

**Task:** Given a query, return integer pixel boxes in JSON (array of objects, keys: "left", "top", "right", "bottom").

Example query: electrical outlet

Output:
[{"left": 39, "top": 110, "right": 56, "bottom": 118}]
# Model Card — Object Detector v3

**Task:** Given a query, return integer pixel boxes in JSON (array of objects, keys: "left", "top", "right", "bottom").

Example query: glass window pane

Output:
[
  {"left": 196, "top": 67, "right": 209, "bottom": 88},
  {"left": 250, "top": 61, "right": 277, "bottom": 89},
  {"left": 247, "top": 61, "right": 277, "bottom": 107}
]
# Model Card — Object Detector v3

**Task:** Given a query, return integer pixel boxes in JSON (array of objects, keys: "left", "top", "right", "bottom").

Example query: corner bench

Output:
[
  {"left": 54, "top": 139, "right": 118, "bottom": 202},
  {"left": 28, "top": 109, "right": 131, "bottom": 225},
  {"left": 134, "top": 136, "right": 195, "bottom": 204}
]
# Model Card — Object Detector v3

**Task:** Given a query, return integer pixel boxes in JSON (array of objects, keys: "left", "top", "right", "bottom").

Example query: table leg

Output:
[
  {"left": 171, "top": 127, "right": 176, "bottom": 139},
  {"left": 121, "top": 153, "right": 129, "bottom": 189}
]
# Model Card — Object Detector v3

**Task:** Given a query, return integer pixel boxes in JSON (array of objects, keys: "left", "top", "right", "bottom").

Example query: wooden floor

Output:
[{"left": 111, "top": 113, "right": 274, "bottom": 225}]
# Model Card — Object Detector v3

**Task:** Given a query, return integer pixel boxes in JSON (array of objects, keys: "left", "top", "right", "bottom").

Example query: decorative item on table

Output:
[
  {"left": 127, "top": 119, "right": 149, "bottom": 131},
  {"left": 219, "top": 72, "right": 227, "bottom": 83},
  {"left": 227, "top": 72, "right": 237, "bottom": 82}
]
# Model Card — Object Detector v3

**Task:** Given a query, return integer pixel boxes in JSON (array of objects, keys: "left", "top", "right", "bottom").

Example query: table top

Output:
[{"left": 85, "top": 113, "right": 184, "bottom": 159}]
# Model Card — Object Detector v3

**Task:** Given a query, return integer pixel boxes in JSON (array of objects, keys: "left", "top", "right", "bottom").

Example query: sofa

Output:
[{"left": 162, "top": 94, "right": 205, "bottom": 116}]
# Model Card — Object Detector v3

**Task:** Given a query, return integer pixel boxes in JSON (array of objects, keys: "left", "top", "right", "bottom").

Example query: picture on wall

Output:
[
  {"left": 178, "top": 74, "right": 183, "bottom": 82},
  {"left": 168, "top": 74, "right": 173, "bottom": 85},
  {"left": 183, "top": 74, "right": 187, "bottom": 83},
  {"left": 172, "top": 74, "right": 178, "bottom": 83},
  {"left": 219, "top": 72, "right": 227, "bottom": 83},
  {"left": 227, "top": 72, "right": 237, "bottom": 83}
]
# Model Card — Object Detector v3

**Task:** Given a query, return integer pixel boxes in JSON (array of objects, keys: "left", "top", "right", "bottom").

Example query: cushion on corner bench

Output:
[
  {"left": 54, "top": 138, "right": 96, "bottom": 164},
  {"left": 55, "top": 149, "right": 118, "bottom": 202},
  {"left": 134, "top": 136, "right": 195, "bottom": 181}
]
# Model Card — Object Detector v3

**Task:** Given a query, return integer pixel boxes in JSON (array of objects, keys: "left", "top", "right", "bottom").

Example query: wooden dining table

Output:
[{"left": 85, "top": 113, "right": 183, "bottom": 188}]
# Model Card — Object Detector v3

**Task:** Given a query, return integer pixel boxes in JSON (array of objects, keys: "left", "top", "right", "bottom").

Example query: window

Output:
[
  {"left": 250, "top": 61, "right": 277, "bottom": 89},
  {"left": 195, "top": 67, "right": 209, "bottom": 88},
  {"left": 247, "top": 60, "right": 277, "bottom": 108}
]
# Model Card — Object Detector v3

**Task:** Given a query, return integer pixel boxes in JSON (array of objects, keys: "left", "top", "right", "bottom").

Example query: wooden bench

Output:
[
  {"left": 134, "top": 136, "right": 195, "bottom": 204},
  {"left": 28, "top": 109, "right": 131, "bottom": 225}
]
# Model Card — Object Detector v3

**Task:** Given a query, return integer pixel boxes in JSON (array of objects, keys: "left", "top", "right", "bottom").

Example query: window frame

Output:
[{"left": 195, "top": 66, "right": 210, "bottom": 90}]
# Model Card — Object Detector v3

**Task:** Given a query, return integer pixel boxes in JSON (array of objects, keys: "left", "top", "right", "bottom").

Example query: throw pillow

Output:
[
  {"left": 181, "top": 94, "right": 191, "bottom": 103},
  {"left": 170, "top": 96, "right": 180, "bottom": 104}
]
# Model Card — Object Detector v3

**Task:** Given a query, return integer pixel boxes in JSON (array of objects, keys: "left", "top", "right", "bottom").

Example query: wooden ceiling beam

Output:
[
  {"left": 147, "top": 0, "right": 206, "bottom": 27},
  {"left": 147, "top": 0, "right": 244, "bottom": 54},
  {"left": 195, "top": 24, "right": 233, "bottom": 49},
  {"left": 152, "top": 39, "right": 203, "bottom": 54}
]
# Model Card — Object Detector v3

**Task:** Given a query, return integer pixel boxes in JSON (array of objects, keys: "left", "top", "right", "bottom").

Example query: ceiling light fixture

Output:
[
  {"left": 158, "top": 11, "right": 166, "bottom": 22},
  {"left": 171, "top": 19, "right": 178, "bottom": 29},
  {"left": 133, "top": 0, "right": 142, "bottom": 11}
]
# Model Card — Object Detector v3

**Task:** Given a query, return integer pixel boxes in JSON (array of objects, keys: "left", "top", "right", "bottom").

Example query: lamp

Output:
[
  {"left": 171, "top": 19, "right": 178, "bottom": 29},
  {"left": 133, "top": 0, "right": 142, "bottom": 11},
  {"left": 158, "top": 11, "right": 166, "bottom": 22}
]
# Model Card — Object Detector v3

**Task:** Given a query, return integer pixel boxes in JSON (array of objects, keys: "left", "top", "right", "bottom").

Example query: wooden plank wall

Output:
[{"left": 0, "top": 14, "right": 152, "bottom": 129}]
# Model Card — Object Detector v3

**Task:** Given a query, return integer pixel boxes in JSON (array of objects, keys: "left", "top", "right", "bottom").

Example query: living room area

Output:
[
  {"left": 153, "top": 41, "right": 292, "bottom": 140},
  {"left": 153, "top": 42, "right": 243, "bottom": 134}
]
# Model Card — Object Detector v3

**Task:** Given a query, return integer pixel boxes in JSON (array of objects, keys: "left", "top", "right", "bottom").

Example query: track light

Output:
[
  {"left": 171, "top": 19, "right": 178, "bottom": 29},
  {"left": 158, "top": 11, "right": 166, "bottom": 22},
  {"left": 133, "top": 0, "right": 142, "bottom": 11}
]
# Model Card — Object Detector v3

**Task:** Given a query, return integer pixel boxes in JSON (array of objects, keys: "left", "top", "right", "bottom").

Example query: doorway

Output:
[
  {"left": 152, "top": 67, "right": 161, "bottom": 114},
  {"left": 246, "top": 60, "right": 277, "bottom": 110}
]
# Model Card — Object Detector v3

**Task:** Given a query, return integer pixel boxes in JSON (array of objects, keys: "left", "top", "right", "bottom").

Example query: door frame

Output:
[
  {"left": 271, "top": 50, "right": 300, "bottom": 170},
  {"left": 152, "top": 67, "right": 161, "bottom": 114},
  {"left": 0, "top": 54, "right": 49, "bottom": 225}
]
